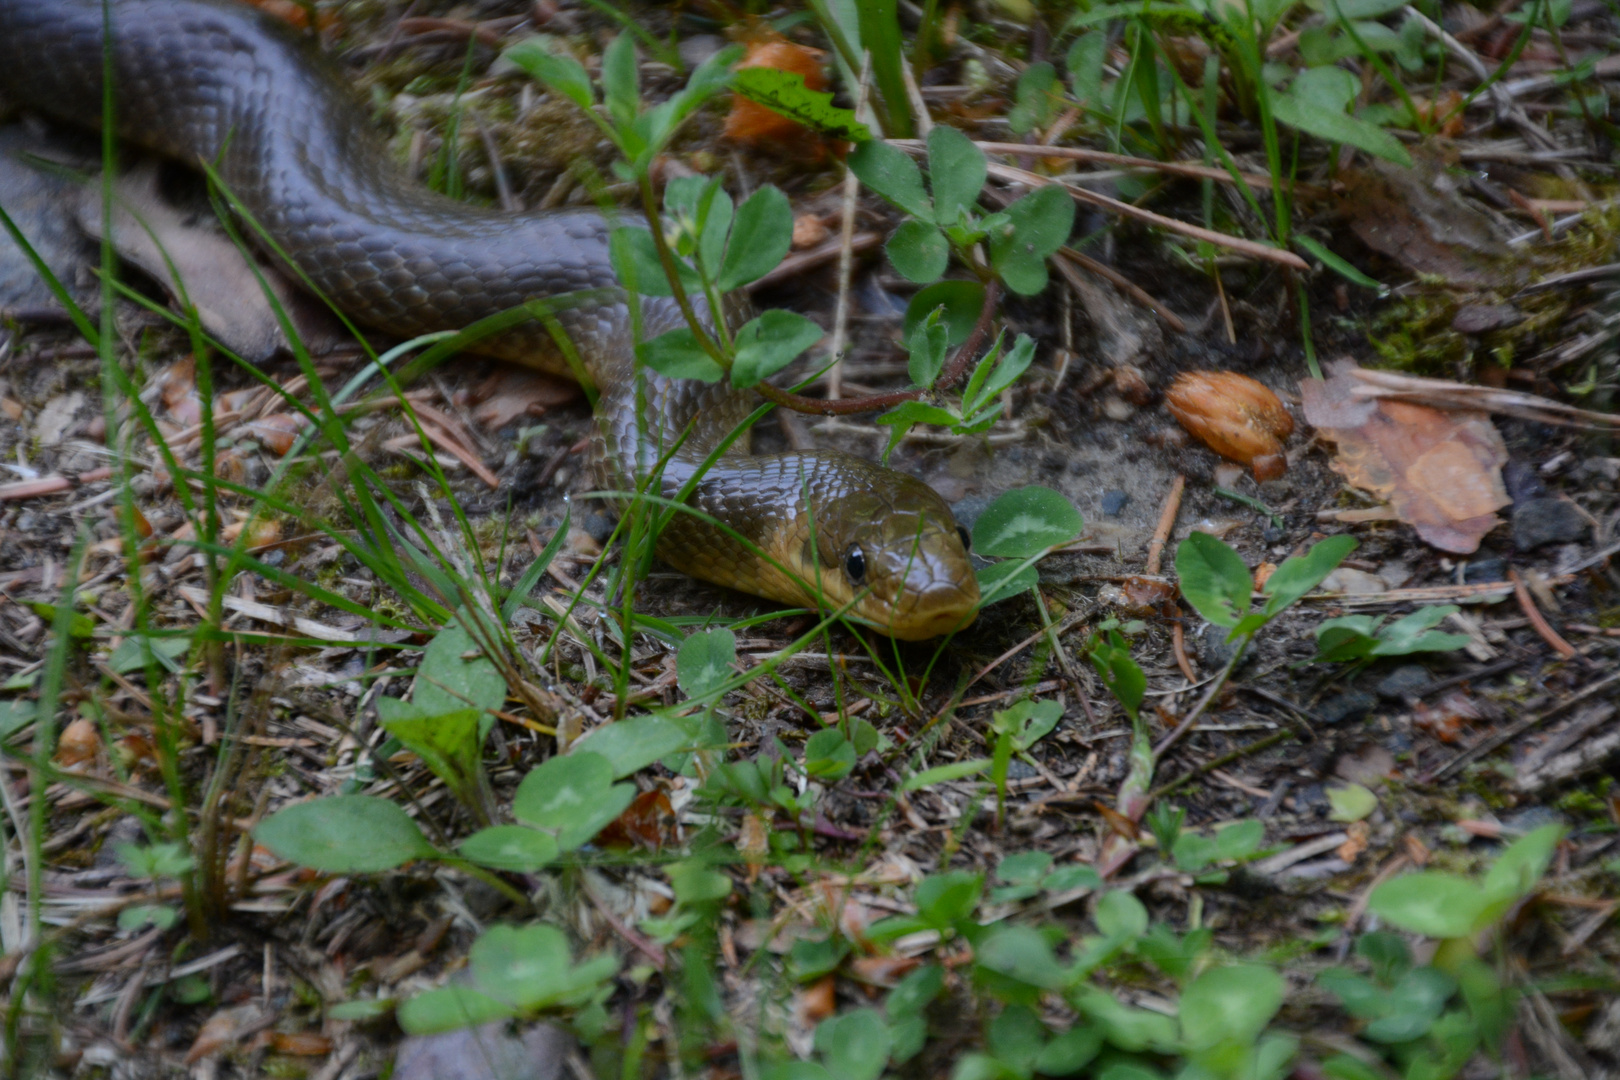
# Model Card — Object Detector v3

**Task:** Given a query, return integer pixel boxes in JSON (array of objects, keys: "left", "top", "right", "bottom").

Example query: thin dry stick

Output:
[
  {"left": 1350, "top": 368, "right": 1620, "bottom": 430},
  {"left": 1427, "top": 668, "right": 1620, "bottom": 781},
  {"left": 1509, "top": 569, "right": 1578, "bottom": 660},
  {"left": 890, "top": 139, "right": 1294, "bottom": 191},
  {"left": 1144, "top": 474, "right": 1185, "bottom": 576},
  {"left": 827, "top": 55, "right": 875, "bottom": 400}
]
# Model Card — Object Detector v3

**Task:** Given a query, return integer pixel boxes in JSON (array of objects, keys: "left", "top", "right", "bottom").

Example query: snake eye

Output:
[
  {"left": 956, "top": 525, "right": 972, "bottom": 551},
  {"left": 844, "top": 545, "right": 866, "bottom": 584}
]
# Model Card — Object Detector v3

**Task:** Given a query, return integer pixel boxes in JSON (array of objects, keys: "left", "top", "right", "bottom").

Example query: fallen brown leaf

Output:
[
  {"left": 56, "top": 718, "right": 100, "bottom": 769},
  {"left": 726, "top": 38, "right": 828, "bottom": 151},
  {"left": 1302, "top": 360, "right": 1509, "bottom": 553},
  {"left": 469, "top": 368, "right": 579, "bottom": 430}
]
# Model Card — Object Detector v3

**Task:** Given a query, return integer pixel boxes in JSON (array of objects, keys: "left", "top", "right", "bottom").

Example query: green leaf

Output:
[
  {"left": 989, "top": 183, "right": 1074, "bottom": 295},
  {"left": 1067, "top": 31, "right": 1108, "bottom": 104},
  {"left": 903, "top": 280, "right": 985, "bottom": 347},
  {"left": 472, "top": 924, "right": 616, "bottom": 1011},
  {"left": 1175, "top": 532, "right": 1252, "bottom": 629},
  {"left": 1261, "top": 534, "right": 1357, "bottom": 619},
  {"left": 887, "top": 965, "right": 945, "bottom": 1017},
  {"left": 326, "top": 998, "right": 395, "bottom": 1022},
  {"left": 1372, "top": 606, "right": 1471, "bottom": 656},
  {"left": 511, "top": 752, "right": 636, "bottom": 851},
  {"left": 376, "top": 703, "right": 483, "bottom": 804},
  {"left": 875, "top": 399, "right": 963, "bottom": 463},
  {"left": 397, "top": 986, "right": 515, "bottom": 1035},
  {"left": 1070, "top": 987, "right": 1180, "bottom": 1054},
  {"left": 1327, "top": 783, "right": 1378, "bottom": 822},
  {"left": 107, "top": 635, "right": 190, "bottom": 675},
  {"left": 1272, "top": 90, "right": 1412, "bottom": 167},
  {"left": 1313, "top": 617, "right": 1381, "bottom": 663},
  {"left": 804, "top": 728, "right": 856, "bottom": 781},
  {"left": 962, "top": 334, "right": 1036, "bottom": 414},
  {"left": 906, "top": 310, "right": 950, "bottom": 388},
  {"left": 995, "top": 698, "right": 1064, "bottom": 751},
  {"left": 1368, "top": 873, "right": 1488, "bottom": 938},
  {"left": 610, "top": 226, "right": 692, "bottom": 297},
  {"left": 926, "top": 125, "right": 987, "bottom": 225},
  {"left": 1094, "top": 889, "right": 1149, "bottom": 939},
  {"left": 886, "top": 220, "right": 950, "bottom": 283},
  {"left": 988, "top": 1005, "right": 1047, "bottom": 1072},
  {"left": 459, "top": 825, "right": 560, "bottom": 872},
  {"left": 1008, "top": 61, "right": 1060, "bottom": 135},
  {"left": 601, "top": 33, "right": 639, "bottom": 127},
  {"left": 667, "top": 858, "right": 733, "bottom": 905},
  {"left": 731, "top": 68, "right": 872, "bottom": 141},
  {"left": 1181, "top": 964, "right": 1284, "bottom": 1050},
  {"left": 972, "top": 485, "right": 1084, "bottom": 558},
  {"left": 902, "top": 758, "right": 992, "bottom": 790},
  {"left": 677, "top": 628, "right": 737, "bottom": 698},
  {"left": 572, "top": 714, "right": 694, "bottom": 777},
  {"left": 914, "top": 871, "right": 984, "bottom": 929},
  {"left": 1088, "top": 630, "right": 1145, "bottom": 721},
  {"left": 27, "top": 602, "right": 93, "bottom": 639},
  {"left": 1214, "top": 819, "right": 1265, "bottom": 860},
  {"left": 255, "top": 796, "right": 435, "bottom": 873},
  {"left": 849, "top": 140, "right": 932, "bottom": 218},
  {"left": 1295, "top": 234, "right": 1381, "bottom": 289},
  {"left": 1034, "top": 1025, "right": 1102, "bottom": 1075},
  {"left": 1482, "top": 823, "right": 1563, "bottom": 903},
  {"left": 731, "top": 310, "right": 825, "bottom": 389},
  {"left": 815, "top": 1008, "right": 892, "bottom": 1080},
  {"left": 718, "top": 185, "right": 794, "bottom": 291},
  {"left": 975, "top": 925, "right": 1069, "bottom": 989},
  {"left": 637, "top": 326, "right": 726, "bottom": 383},
  {"left": 976, "top": 560, "right": 1038, "bottom": 607},
  {"left": 998, "top": 851, "right": 1055, "bottom": 886},
  {"left": 503, "top": 39, "right": 594, "bottom": 111},
  {"left": 504, "top": 505, "right": 570, "bottom": 618}
]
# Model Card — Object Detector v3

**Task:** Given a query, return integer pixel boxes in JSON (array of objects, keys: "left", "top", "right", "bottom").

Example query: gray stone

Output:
[
  {"left": 1462, "top": 557, "right": 1507, "bottom": 583},
  {"left": 1100, "top": 489, "right": 1129, "bottom": 516},
  {"left": 1376, "top": 664, "right": 1430, "bottom": 701},
  {"left": 1450, "top": 304, "right": 1525, "bottom": 334},
  {"left": 1512, "top": 497, "right": 1588, "bottom": 551},
  {"left": 1315, "top": 690, "right": 1377, "bottom": 726},
  {"left": 394, "top": 1022, "right": 572, "bottom": 1080}
]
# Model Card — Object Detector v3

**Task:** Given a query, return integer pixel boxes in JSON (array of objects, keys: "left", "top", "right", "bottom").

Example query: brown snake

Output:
[{"left": 0, "top": 0, "right": 980, "bottom": 639}]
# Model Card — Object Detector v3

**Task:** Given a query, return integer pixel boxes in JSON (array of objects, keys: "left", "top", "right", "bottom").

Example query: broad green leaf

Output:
[
  {"left": 1272, "top": 91, "right": 1412, "bottom": 166},
  {"left": 976, "top": 560, "right": 1038, "bottom": 606},
  {"left": 610, "top": 226, "right": 692, "bottom": 297},
  {"left": 1292, "top": 64, "right": 1360, "bottom": 112},
  {"left": 1213, "top": 818, "right": 1265, "bottom": 860},
  {"left": 459, "top": 825, "right": 559, "bottom": 872},
  {"left": 397, "top": 986, "right": 515, "bottom": 1035},
  {"left": 989, "top": 183, "right": 1074, "bottom": 295},
  {"left": 906, "top": 311, "right": 950, "bottom": 388},
  {"left": 972, "top": 486, "right": 1083, "bottom": 558},
  {"left": 1181, "top": 964, "right": 1284, "bottom": 1049},
  {"left": 1368, "top": 872, "right": 1488, "bottom": 938},
  {"left": 572, "top": 714, "right": 694, "bottom": 777},
  {"left": 1175, "top": 531, "right": 1252, "bottom": 628},
  {"left": 927, "top": 125, "right": 987, "bottom": 225},
  {"left": 637, "top": 326, "right": 726, "bottom": 383},
  {"left": 995, "top": 698, "right": 1064, "bottom": 751},
  {"left": 988, "top": 1005, "right": 1047, "bottom": 1072},
  {"left": 1070, "top": 987, "right": 1179, "bottom": 1053},
  {"left": 667, "top": 859, "right": 733, "bottom": 905},
  {"left": 377, "top": 703, "right": 483, "bottom": 802},
  {"left": 875, "top": 399, "right": 963, "bottom": 463},
  {"left": 108, "top": 635, "right": 190, "bottom": 675},
  {"left": 814, "top": 1008, "right": 891, "bottom": 1080},
  {"left": 1373, "top": 605, "right": 1471, "bottom": 656},
  {"left": 902, "top": 758, "right": 991, "bottom": 790},
  {"left": 27, "top": 602, "right": 93, "bottom": 639},
  {"left": 327, "top": 999, "right": 395, "bottom": 1022},
  {"left": 1094, "top": 889, "right": 1149, "bottom": 938},
  {"left": 975, "top": 925, "right": 1069, "bottom": 989},
  {"left": 1313, "top": 617, "right": 1381, "bottom": 663},
  {"left": 761, "top": 1064, "right": 833, "bottom": 1080},
  {"left": 1327, "top": 783, "right": 1378, "bottom": 822},
  {"left": 804, "top": 728, "right": 856, "bottom": 781},
  {"left": 1008, "top": 61, "right": 1059, "bottom": 135},
  {"left": 255, "top": 796, "right": 434, "bottom": 873},
  {"left": 903, "top": 280, "right": 985, "bottom": 347},
  {"left": 997, "top": 851, "right": 1055, "bottom": 886},
  {"left": 1482, "top": 823, "right": 1563, "bottom": 902},
  {"left": 886, "top": 219, "right": 950, "bottom": 283},
  {"left": 677, "top": 628, "right": 736, "bottom": 698},
  {"left": 503, "top": 39, "right": 593, "bottom": 111},
  {"left": 1089, "top": 631, "right": 1145, "bottom": 721},
  {"left": 1067, "top": 31, "right": 1108, "bottom": 104},
  {"left": 718, "top": 185, "right": 793, "bottom": 290},
  {"left": 731, "top": 68, "right": 872, "bottom": 141},
  {"left": 511, "top": 751, "right": 636, "bottom": 851},
  {"left": 914, "top": 871, "right": 984, "bottom": 928},
  {"left": 471, "top": 924, "right": 615, "bottom": 1010},
  {"left": 849, "top": 140, "right": 932, "bottom": 219},
  {"left": 1261, "top": 534, "right": 1357, "bottom": 619},
  {"left": 887, "top": 965, "right": 945, "bottom": 1016},
  {"left": 962, "top": 334, "right": 1036, "bottom": 414},
  {"left": 414, "top": 608, "right": 507, "bottom": 717},
  {"left": 731, "top": 310, "right": 825, "bottom": 388},
  {"left": 1035, "top": 1025, "right": 1102, "bottom": 1075}
]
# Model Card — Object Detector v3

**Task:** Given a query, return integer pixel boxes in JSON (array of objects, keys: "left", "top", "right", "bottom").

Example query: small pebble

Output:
[
  {"left": 1314, "top": 690, "right": 1377, "bottom": 726},
  {"left": 1100, "top": 489, "right": 1129, "bottom": 516},
  {"left": 1462, "top": 557, "right": 1507, "bottom": 583},
  {"left": 1511, "top": 497, "right": 1589, "bottom": 551},
  {"left": 1376, "top": 664, "right": 1430, "bottom": 701}
]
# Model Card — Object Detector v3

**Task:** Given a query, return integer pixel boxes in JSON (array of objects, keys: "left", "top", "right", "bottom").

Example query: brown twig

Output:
[
  {"left": 890, "top": 139, "right": 1301, "bottom": 193},
  {"left": 1509, "top": 569, "right": 1578, "bottom": 660},
  {"left": 0, "top": 467, "right": 113, "bottom": 501},
  {"left": 1144, "top": 474, "right": 1185, "bottom": 576},
  {"left": 1426, "top": 669, "right": 1620, "bottom": 782},
  {"left": 1170, "top": 621, "right": 1196, "bottom": 684}
]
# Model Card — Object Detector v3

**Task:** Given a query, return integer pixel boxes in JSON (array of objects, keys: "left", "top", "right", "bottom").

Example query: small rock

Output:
[
  {"left": 394, "top": 1023, "right": 572, "bottom": 1080},
  {"left": 1462, "top": 557, "right": 1507, "bottom": 583},
  {"left": 1376, "top": 664, "right": 1430, "bottom": 700},
  {"left": 1320, "top": 567, "right": 1386, "bottom": 595},
  {"left": 583, "top": 511, "right": 618, "bottom": 546},
  {"left": 1100, "top": 490, "right": 1129, "bottom": 516},
  {"left": 1005, "top": 759, "right": 1039, "bottom": 781},
  {"left": 1315, "top": 690, "right": 1377, "bottom": 726},
  {"left": 1512, "top": 497, "right": 1589, "bottom": 551},
  {"left": 1450, "top": 303, "right": 1524, "bottom": 334},
  {"left": 1195, "top": 624, "right": 1246, "bottom": 670},
  {"left": 1262, "top": 525, "right": 1286, "bottom": 544},
  {"left": 1101, "top": 396, "right": 1135, "bottom": 422},
  {"left": 951, "top": 495, "right": 992, "bottom": 534},
  {"left": 1293, "top": 784, "right": 1330, "bottom": 818}
]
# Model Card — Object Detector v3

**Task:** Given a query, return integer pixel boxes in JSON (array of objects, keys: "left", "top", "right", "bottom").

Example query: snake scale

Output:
[{"left": 0, "top": 0, "right": 979, "bottom": 639}]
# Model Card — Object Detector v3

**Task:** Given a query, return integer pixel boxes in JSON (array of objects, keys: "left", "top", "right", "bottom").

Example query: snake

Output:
[{"left": 0, "top": 0, "right": 980, "bottom": 639}]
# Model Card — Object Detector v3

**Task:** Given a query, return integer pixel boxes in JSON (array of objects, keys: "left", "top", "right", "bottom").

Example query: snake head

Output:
[{"left": 804, "top": 471, "right": 980, "bottom": 641}]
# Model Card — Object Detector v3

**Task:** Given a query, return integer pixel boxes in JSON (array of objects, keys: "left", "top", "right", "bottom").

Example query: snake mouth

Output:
[{"left": 871, "top": 578, "right": 981, "bottom": 641}]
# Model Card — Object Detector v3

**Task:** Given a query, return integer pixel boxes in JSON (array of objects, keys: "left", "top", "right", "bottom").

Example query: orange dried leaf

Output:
[
  {"left": 596, "top": 789, "right": 676, "bottom": 851},
  {"left": 1165, "top": 371, "right": 1294, "bottom": 481},
  {"left": 1302, "top": 360, "right": 1508, "bottom": 553},
  {"left": 795, "top": 975, "right": 837, "bottom": 1025},
  {"left": 222, "top": 517, "right": 282, "bottom": 550},
  {"left": 270, "top": 1032, "right": 333, "bottom": 1056},
  {"left": 243, "top": 414, "right": 307, "bottom": 456}
]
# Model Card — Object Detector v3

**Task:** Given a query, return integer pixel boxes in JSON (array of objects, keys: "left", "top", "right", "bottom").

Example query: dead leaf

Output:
[
  {"left": 1334, "top": 744, "right": 1396, "bottom": 786},
  {"left": 1337, "top": 151, "right": 1518, "bottom": 288},
  {"left": 725, "top": 38, "right": 829, "bottom": 150},
  {"left": 242, "top": 414, "right": 308, "bottom": 456},
  {"left": 185, "top": 1005, "right": 266, "bottom": 1064},
  {"left": 270, "top": 1032, "right": 333, "bottom": 1056},
  {"left": 596, "top": 789, "right": 676, "bottom": 851},
  {"left": 1336, "top": 820, "right": 1370, "bottom": 864},
  {"left": 78, "top": 164, "right": 345, "bottom": 363},
  {"left": 848, "top": 955, "right": 920, "bottom": 987},
  {"left": 55, "top": 718, "right": 100, "bottom": 769},
  {"left": 1414, "top": 690, "right": 1484, "bottom": 743},
  {"left": 1302, "top": 360, "right": 1509, "bottom": 553},
  {"left": 795, "top": 976, "right": 837, "bottom": 1025},
  {"left": 34, "top": 392, "right": 85, "bottom": 448},
  {"left": 469, "top": 368, "right": 579, "bottom": 430}
]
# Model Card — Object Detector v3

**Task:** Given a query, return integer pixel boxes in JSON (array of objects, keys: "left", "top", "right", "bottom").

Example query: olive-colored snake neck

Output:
[{"left": 0, "top": 0, "right": 979, "bottom": 639}]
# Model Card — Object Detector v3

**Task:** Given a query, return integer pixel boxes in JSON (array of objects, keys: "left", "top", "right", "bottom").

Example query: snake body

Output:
[{"left": 0, "top": 0, "right": 979, "bottom": 638}]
